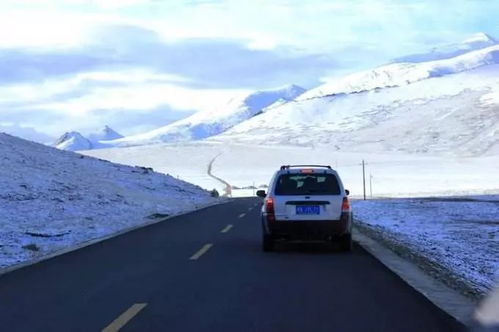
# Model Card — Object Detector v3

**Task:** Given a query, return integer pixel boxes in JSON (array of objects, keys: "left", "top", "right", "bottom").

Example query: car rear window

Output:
[{"left": 274, "top": 173, "right": 341, "bottom": 195}]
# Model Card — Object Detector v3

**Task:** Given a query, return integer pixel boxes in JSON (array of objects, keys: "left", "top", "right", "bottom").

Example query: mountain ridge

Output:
[{"left": 108, "top": 84, "right": 306, "bottom": 147}]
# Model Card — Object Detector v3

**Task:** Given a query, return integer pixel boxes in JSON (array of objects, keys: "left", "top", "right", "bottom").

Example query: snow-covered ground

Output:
[
  {"left": 84, "top": 141, "right": 225, "bottom": 192},
  {"left": 84, "top": 142, "right": 499, "bottom": 198},
  {"left": 353, "top": 196, "right": 499, "bottom": 298},
  {"left": 0, "top": 133, "right": 219, "bottom": 269}
]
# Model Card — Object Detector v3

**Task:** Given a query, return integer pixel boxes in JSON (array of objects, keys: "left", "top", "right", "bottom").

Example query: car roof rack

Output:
[{"left": 280, "top": 165, "right": 332, "bottom": 170}]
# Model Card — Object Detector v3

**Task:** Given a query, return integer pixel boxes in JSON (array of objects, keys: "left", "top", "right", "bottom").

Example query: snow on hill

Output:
[
  {"left": 297, "top": 44, "right": 499, "bottom": 100},
  {"left": 394, "top": 32, "right": 497, "bottom": 63},
  {"left": 214, "top": 46, "right": 499, "bottom": 156},
  {"left": 54, "top": 131, "right": 93, "bottom": 151},
  {"left": 109, "top": 85, "right": 305, "bottom": 146},
  {"left": 0, "top": 133, "right": 218, "bottom": 269}
]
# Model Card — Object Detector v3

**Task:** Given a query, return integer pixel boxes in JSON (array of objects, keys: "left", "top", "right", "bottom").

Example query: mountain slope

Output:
[
  {"left": 0, "top": 133, "right": 216, "bottom": 268},
  {"left": 213, "top": 48, "right": 499, "bottom": 156},
  {"left": 298, "top": 44, "right": 499, "bottom": 100},
  {"left": 109, "top": 85, "right": 305, "bottom": 146},
  {"left": 393, "top": 32, "right": 496, "bottom": 63}
]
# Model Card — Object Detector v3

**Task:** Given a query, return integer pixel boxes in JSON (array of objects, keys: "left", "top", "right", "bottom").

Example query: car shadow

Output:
[{"left": 272, "top": 240, "right": 355, "bottom": 254}]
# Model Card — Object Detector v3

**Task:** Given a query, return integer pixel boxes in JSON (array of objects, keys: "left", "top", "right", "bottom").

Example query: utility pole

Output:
[
  {"left": 370, "top": 174, "right": 373, "bottom": 199},
  {"left": 362, "top": 160, "right": 366, "bottom": 200}
]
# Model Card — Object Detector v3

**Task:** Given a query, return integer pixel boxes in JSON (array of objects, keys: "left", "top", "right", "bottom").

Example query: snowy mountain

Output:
[
  {"left": 55, "top": 126, "right": 123, "bottom": 151},
  {"left": 54, "top": 131, "right": 93, "bottom": 151},
  {"left": 109, "top": 85, "right": 306, "bottom": 146},
  {"left": 213, "top": 43, "right": 499, "bottom": 156},
  {"left": 394, "top": 32, "right": 497, "bottom": 63},
  {"left": 88, "top": 125, "right": 123, "bottom": 142},
  {"left": 0, "top": 132, "right": 216, "bottom": 269}
]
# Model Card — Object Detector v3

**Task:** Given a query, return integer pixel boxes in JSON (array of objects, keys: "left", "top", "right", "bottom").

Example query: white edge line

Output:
[{"left": 238, "top": 213, "right": 246, "bottom": 218}]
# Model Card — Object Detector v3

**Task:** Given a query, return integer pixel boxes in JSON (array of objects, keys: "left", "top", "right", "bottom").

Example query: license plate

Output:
[{"left": 296, "top": 205, "right": 320, "bottom": 215}]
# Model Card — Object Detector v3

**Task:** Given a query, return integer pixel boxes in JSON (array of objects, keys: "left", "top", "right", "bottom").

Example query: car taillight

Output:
[
  {"left": 341, "top": 197, "right": 350, "bottom": 212},
  {"left": 265, "top": 197, "right": 274, "bottom": 213},
  {"left": 265, "top": 197, "right": 275, "bottom": 222}
]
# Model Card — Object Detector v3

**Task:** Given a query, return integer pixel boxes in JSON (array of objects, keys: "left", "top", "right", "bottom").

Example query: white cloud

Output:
[
  {"left": 36, "top": 81, "right": 248, "bottom": 116},
  {"left": 0, "top": 68, "right": 250, "bottom": 136},
  {"left": 0, "top": 123, "right": 55, "bottom": 143}
]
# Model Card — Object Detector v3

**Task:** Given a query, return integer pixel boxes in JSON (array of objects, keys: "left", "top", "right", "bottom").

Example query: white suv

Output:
[{"left": 256, "top": 165, "right": 353, "bottom": 252}]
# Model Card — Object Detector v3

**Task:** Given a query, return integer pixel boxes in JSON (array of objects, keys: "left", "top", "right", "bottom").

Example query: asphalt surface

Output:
[{"left": 0, "top": 198, "right": 465, "bottom": 332}]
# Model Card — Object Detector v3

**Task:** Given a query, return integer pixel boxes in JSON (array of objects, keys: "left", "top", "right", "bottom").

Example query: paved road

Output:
[
  {"left": 0, "top": 198, "right": 465, "bottom": 332},
  {"left": 207, "top": 154, "right": 232, "bottom": 197}
]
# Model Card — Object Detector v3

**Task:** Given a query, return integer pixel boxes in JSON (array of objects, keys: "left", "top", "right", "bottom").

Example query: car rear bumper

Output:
[{"left": 264, "top": 213, "right": 352, "bottom": 240}]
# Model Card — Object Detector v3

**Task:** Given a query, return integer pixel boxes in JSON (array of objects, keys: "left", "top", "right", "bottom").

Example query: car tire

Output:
[
  {"left": 339, "top": 233, "right": 352, "bottom": 252},
  {"left": 262, "top": 234, "right": 275, "bottom": 252}
]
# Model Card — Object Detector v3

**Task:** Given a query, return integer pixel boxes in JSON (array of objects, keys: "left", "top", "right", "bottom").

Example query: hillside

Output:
[
  {"left": 0, "top": 133, "right": 217, "bottom": 268},
  {"left": 298, "top": 44, "right": 499, "bottom": 100}
]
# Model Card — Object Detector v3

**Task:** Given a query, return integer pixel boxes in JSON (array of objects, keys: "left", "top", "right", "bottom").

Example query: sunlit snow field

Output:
[{"left": 84, "top": 142, "right": 499, "bottom": 198}]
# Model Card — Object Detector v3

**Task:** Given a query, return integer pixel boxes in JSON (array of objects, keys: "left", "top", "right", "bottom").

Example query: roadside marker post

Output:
[
  {"left": 370, "top": 174, "right": 373, "bottom": 199},
  {"left": 362, "top": 160, "right": 366, "bottom": 200}
]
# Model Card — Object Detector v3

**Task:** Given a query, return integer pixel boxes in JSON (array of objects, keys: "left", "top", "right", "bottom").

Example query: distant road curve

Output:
[{"left": 207, "top": 154, "right": 232, "bottom": 197}]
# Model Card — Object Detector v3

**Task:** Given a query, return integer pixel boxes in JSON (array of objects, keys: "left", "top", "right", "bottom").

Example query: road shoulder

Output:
[{"left": 353, "top": 227, "right": 476, "bottom": 325}]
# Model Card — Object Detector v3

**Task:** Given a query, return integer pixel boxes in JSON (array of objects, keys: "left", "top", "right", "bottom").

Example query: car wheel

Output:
[
  {"left": 262, "top": 234, "right": 275, "bottom": 252},
  {"left": 339, "top": 233, "right": 352, "bottom": 252}
]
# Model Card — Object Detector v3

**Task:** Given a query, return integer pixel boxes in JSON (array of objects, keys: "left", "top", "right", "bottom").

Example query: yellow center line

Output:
[
  {"left": 189, "top": 243, "right": 213, "bottom": 260},
  {"left": 102, "top": 303, "right": 147, "bottom": 332},
  {"left": 238, "top": 213, "right": 246, "bottom": 218},
  {"left": 220, "top": 224, "right": 233, "bottom": 233}
]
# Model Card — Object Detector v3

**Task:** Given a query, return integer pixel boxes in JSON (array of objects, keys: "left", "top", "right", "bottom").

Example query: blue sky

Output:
[{"left": 0, "top": 0, "right": 497, "bottom": 141}]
